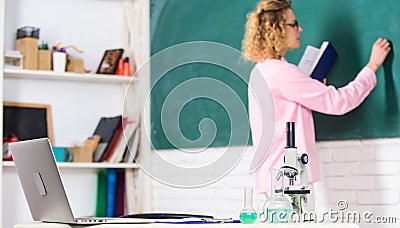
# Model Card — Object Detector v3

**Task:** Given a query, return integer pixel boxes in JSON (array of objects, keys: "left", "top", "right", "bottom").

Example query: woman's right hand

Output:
[{"left": 367, "top": 37, "right": 391, "bottom": 72}]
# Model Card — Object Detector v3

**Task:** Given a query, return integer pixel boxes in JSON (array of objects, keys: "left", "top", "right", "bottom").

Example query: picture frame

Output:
[
  {"left": 96, "top": 48, "right": 124, "bottom": 74},
  {"left": 3, "top": 101, "right": 54, "bottom": 144}
]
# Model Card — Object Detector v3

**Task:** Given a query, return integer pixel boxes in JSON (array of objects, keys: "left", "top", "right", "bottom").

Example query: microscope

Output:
[{"left": 281, "top": 122, "right": 311, "bottom": 216}]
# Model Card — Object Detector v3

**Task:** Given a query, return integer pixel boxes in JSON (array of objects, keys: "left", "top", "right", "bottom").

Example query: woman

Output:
[{"left": 242, "top": 0, "right": 391, "bottom": 195}]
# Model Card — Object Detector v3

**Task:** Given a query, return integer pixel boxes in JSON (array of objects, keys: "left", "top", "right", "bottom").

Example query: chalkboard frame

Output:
[{"left": 3, "top": 102, "right": 54, "bottom": 144}]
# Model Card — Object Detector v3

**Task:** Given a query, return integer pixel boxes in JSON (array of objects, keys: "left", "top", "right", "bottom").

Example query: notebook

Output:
[{"left": 9, "top": 138, "right": 153, "bottom": 225}]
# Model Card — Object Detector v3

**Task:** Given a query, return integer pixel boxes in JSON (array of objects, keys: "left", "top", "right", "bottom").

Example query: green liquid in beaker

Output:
[{"left": 239, "top": 211, "right": 257, "bottom": 224}]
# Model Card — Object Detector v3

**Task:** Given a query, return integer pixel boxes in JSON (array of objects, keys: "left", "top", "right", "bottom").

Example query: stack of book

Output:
[
  {"left": 92, "top": 115, "right": 141, "bottom": 163},
  {"left": 95, "top": 168, "right": 137, "bottom": 217}
]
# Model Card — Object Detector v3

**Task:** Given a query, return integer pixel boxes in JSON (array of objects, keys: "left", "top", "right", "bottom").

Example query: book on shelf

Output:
[
  {"left": 96, "top": 169, "right": 130, "bottom": 218},
  {"left": 92, "top": 115, "right": 122, "bottom": 162},
  {"left": 106, "top": 168, "right": 117, "bottom": 217},
  {"left": 124, "top": 126, "right": 140, "bottom": 163},
  {"left": 124, "top": 168, "right": 136, "bottom": 214},
  {"left": 114, "top": 169, "right": 126, "bottom": 217},
  {"left": 95, "top": 169, "right": 108, "bottom": 217},
  {"left": 108, "top": 118, "right": 139, "bottom": 163},
  {"left": 102, "top": 117, "right": 128, "bottom": 162},
  {"left": 298, "top": 41, "right": 338, "bottom": 82}
]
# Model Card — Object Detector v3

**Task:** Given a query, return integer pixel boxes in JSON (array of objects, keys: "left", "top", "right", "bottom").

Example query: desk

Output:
[{"left": 14, "top": 222, "right": 360, "bottom": 228}]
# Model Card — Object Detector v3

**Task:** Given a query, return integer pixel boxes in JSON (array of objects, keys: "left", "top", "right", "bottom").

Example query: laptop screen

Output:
[{"left": 10, "top": 138, "right": 76, "bottom": 223}]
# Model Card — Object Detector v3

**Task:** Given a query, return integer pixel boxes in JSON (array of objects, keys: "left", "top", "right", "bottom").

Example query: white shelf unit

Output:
[{"left": 1, "top": 0, "right": 151, "bottom": 228}]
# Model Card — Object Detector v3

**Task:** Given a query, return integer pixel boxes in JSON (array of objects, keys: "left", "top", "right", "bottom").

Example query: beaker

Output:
[
  {"left": 260, "top": 168, "right": 293, "bottom": 223},
  {"left": 239, "top": 187, "right": 257, "bottom": 224}
]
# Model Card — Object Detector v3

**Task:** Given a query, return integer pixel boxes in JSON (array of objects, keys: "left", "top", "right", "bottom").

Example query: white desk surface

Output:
[{"left": 14, "top": 222, "right": 360, "bottom": 228}]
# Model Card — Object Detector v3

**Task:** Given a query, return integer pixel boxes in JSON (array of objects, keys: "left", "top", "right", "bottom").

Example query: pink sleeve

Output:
[
  {"left": 248, "top": 85, "right": 262, "bottom": 148},
  {"left": 279, "top": 65, "right": 376, "bottom": 115}
]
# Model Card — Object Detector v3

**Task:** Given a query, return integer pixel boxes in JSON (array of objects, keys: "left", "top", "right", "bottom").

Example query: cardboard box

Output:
[
  {"left": 38, "top": 49, "right": 51, "bottom": 70},
  {"left": 67, "top": 58, "right": 85, "bottom": 73},
  {"left": 68, "top": 146, "right": 94, "bottom": 162},
  {"left": 16, "top": 37, "right": 38, "bottom": 70}
]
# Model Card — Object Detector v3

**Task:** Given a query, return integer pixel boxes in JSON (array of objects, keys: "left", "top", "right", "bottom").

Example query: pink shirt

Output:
[{"left": 248, "top": 59, "right": 376, "bottom": 194}]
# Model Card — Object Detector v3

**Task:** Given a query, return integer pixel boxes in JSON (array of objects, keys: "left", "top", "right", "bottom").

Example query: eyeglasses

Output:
[{"left": 286, "top": 20, "right": 299, "bottom": 30}]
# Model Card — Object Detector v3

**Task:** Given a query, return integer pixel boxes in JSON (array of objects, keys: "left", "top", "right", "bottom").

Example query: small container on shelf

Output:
[
  {"left": 123, "top": 57, "right": 131, "bottom": 76},
  {"left": 16, "top": 26, "right": 40, "bottom": 39},
  {"left": 38, "top": 41, "right": 51, "bottom": 71},
  {"left": 16, "top": 26, "right": 40, "bottom": 70},
  {"left": 115, "top": 58, "right": 124, "bottom": 76},
  {"left": 4, "top": 50, "right": 23, "bottom": 69}
]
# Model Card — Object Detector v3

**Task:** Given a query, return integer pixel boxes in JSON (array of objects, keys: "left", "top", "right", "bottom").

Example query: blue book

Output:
[
  {"left": 298, "top": 41, "right": 338, "bottom": 82},
  {"left": 106, "top": 168, "right": 117, "bottom": 217}
]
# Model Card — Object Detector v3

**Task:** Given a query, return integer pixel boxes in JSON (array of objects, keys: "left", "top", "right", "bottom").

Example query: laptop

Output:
[{"left": 9, "top": 138, "right": 153, "bottom": 225}]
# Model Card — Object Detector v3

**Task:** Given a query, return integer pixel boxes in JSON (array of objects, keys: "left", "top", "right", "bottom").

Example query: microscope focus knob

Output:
[{"left": 300, "top": 154, "right": 308, "bottom": 164}]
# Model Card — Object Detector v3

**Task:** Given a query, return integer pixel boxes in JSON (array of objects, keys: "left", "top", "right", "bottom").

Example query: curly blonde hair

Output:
[{"left": 242, "top": 0, "right": 292, "bottom": 62}]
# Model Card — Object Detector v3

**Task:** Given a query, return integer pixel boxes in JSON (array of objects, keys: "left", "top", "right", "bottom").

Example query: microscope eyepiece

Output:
[{"left": 286, "top": 122, "right": 295, "bottom": 148}]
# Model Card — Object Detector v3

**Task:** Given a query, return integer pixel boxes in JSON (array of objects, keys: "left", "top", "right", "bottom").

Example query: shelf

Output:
[
  {"left": 4, "top": 68, "right": 141, "bottom": 84},
  {"left": 3, "top": 161, "right": 138, "bottom": 169}
]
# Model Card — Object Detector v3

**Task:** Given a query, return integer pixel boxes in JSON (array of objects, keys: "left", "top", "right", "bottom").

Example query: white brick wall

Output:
[
  {"left": 315, "top": 138, "right": 400, "bottom": 228},
  {"left": 150, "top": 138, "right": 400, "bottom": 228}
]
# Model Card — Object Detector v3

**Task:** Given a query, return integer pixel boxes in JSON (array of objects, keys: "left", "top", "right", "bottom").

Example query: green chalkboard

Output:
[
  {"left": 150, "top": 0, "right": 400, "bottom": 149},
  {"left": 150, "top": 0, "right": 258, "bottom": 149}
]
